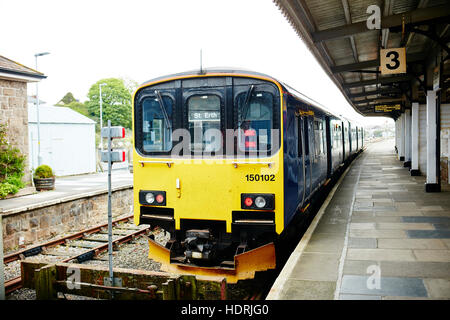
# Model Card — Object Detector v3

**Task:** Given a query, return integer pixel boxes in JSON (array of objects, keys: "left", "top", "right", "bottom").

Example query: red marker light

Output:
[
  {"left": 245, "top": 141, "right": 256, "bottom": 148},
  {"left": 244, "top": 129, "right": 256, "bottom": 136},
  {"left": 122, "top": 127, "right": 126, "bottom": 138},
  {"left": 244, "top": 197, "right": 253, "bottom": 207},
  {"left": 155, "top": 194, "right": 164, "bottom": 203}
]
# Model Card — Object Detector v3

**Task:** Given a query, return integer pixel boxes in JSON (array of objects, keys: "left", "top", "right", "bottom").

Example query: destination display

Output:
[
  {"left": 189, "top": 111, "right": 220, "bottom": 121},
  {"left": 374, "top": 104, "right": 402, "bottom": 113}
]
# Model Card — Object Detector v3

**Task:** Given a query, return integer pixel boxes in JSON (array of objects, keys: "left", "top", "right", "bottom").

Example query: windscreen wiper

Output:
[
  {"left": 154, "top": 90, "right": 172, "bottom": 130},
  {"left": 237, "top": 85, "right": 254, "bottom": 128}
]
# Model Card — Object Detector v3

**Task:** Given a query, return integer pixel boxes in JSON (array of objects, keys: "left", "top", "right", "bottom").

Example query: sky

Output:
[{"left": 1, "top": 0, "right": 391, "bottom": 126}]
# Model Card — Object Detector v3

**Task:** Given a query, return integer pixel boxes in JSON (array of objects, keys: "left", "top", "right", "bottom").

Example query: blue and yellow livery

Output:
[{"left": 132, "top": 69, "right": 363, "bottom": 282}]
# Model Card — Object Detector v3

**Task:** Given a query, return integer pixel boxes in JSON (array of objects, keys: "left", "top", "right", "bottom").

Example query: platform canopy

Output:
[{"left": 273, "top": 0, "right": 450, "bottom": 118}]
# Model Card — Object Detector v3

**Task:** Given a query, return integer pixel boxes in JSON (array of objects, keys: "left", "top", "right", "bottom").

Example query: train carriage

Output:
[{"left": 132, "top": 68, "right": 363, "bottom": 282}]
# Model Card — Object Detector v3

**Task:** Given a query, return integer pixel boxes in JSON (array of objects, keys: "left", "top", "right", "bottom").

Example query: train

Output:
[{"left": 132, "top": 69, "right": 364, "bottom": 283}]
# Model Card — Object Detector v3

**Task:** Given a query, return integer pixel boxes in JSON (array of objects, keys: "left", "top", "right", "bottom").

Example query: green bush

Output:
[
  {"left": 0, "top": 124, "right": 26, "bottom": 180},
  {"left": 0, "top": 182, "right": 16, "bottom": 198},
  {"left": 33, "top": 164, "right": 54, "bottom": 179},
  {"left": 5, "top": 175, "right": 25, "bottom": 189},
  {"left": 0, "top": 123, "right": 26, "bottom": 198}
]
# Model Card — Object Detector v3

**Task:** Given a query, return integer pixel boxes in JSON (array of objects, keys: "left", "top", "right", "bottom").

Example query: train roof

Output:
[
  {"left": 140, "top": 68, "right": 358, "bottom": 125},
  {"left": 140, "top": 67, "right": 278, "bottom": 86}
]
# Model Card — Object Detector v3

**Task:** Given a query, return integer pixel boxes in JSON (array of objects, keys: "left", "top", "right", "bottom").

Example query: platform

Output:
[
  {"left": 267, "top": 138, "right": 450, "bottom": 300},
  {"left": 0, "top": 169, "right": 132, "bottom": 214}
]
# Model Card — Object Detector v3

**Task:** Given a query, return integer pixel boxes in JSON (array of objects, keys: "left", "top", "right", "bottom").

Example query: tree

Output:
[
  {"left": 56, "top": 92, "right": 91, "bottom": 118},
  {"left": 58, "top": 92, "right": 76, "bottom": 105},
  {"left": 86, "top": 78, "right": 132, "bottom": 129}
]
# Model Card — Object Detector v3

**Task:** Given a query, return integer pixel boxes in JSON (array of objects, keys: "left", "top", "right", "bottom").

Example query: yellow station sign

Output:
[{"left": 374, "top": 104, "right": 402, "bottom": 113}]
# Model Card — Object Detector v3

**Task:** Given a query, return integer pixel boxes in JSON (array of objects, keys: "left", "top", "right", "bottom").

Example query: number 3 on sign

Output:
[{"left": 380, "top": 48, "right": 406, "bottom": 75}]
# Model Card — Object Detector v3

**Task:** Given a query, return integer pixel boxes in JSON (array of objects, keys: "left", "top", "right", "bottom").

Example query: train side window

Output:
[
  {"left": 142, "top": 95, "right": 173, "bottom": 152},
  {"left": 303, "top": 117, "right": 309, "bottom": 156},
  {"left": 187, "top": 94, "right": 222, "bottom": 152},
  {"left": 313, "top": 119, "right": 324, "bottom": 156}
]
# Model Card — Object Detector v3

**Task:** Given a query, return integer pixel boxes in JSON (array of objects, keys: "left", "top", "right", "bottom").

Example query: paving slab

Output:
[
  {"left": 281, "top": 280, "right": 336, "bottom": 300},
  {"left": 347, "top": 248, "right": 416, "bottom": 261},
  {"left": 406, "top": 230, "right": 450, "bottom": 239},
  {"left": 289, "top": 252, "right": 340, "bottom": 281},
  {"left": 340, "top": 275, "right": 428, "bottom": 297},
  {"left": 423, "top": 279, "right": 450, "bottom": 298},
  {"left": 413, "top": 250, "right": 450, "bottom": 262},
  {"left": 377, "top": 238, "right": 447, "bottom": 249}
]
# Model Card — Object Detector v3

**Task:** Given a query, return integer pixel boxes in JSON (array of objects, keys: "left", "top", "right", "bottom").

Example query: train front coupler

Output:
[{"left": 181, "top": 229, "right": 218, "bottom": 264}]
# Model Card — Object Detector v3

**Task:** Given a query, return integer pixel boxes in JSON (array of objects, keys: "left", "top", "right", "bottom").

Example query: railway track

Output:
[{"left": 4, "top": 215, "right": 151, "bottom": 295}]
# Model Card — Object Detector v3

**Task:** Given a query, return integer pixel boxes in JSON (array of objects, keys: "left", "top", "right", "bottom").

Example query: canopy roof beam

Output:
[
  {"left": 312, "top": 4, "right": 450, "bottom": 43},
  {"left": 343, "top": 75, "right": 412, "bottom": 88}
]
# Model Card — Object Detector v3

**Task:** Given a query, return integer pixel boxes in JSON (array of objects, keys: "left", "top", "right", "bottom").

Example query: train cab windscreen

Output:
[
  {"left": 141, "top": 94, "right": 173, "bottom": 152},
  {"left": 235, "top": 89, "right": 274, "bottom": 153},
  {"left": 188, "top": 94, "right": 221, "bottom": 152},
  {"left": 135, "top": 77, "right": 280, "bottom": 157}
]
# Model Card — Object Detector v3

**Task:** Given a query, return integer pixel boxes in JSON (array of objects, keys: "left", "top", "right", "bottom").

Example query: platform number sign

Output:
[{"left": 380, "top": 48, "right": 406, "bottom": 75}]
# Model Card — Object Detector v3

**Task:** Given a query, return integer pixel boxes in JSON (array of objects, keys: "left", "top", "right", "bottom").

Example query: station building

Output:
[{"left": 0, "top": 55, "right": 46, "bottom": 184}]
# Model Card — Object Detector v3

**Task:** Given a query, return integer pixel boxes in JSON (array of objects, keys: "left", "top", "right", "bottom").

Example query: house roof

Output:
[
  {"left": 0, "top": 55, "right": 46, "bottom": 82},
  {"left": 28, "top": 105, "right": 95, "bottom": 125}
]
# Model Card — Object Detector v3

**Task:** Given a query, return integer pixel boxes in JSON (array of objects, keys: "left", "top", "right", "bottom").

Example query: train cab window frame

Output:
[
  {"left": 234, "top": 87, "right": 278, "bottom": 155},
  {"left": 186, "top": 94, "right": 223, "bottom": 153},
  {"left": 139, "top": 93, "right": 174, "bottom": 153}
]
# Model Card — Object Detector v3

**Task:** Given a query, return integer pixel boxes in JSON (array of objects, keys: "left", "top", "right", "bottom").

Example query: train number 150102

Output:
[{"left": 245, "top": 174, "right": 275, "bottom": 182}]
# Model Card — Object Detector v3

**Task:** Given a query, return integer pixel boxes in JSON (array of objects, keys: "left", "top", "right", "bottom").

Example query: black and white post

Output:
[
  {"left": 107, "top": 120, "right": 113, "bottom": 292},
  {"left": 101, "top": 121, "right": 126, "bottom": 298}
]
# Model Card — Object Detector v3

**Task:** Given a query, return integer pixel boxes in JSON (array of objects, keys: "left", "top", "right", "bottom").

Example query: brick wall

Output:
[
  {"left": 1, "top": 187, "right": 133, "bottom": 252},
  {"left": 0, "top": 79, "right": 30, "bottom": 183}
]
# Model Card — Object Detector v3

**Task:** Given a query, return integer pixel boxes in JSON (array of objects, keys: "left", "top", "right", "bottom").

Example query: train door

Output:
[
  {"left": 349, "top": 123, "right": 353, "bottom": 153},
  {"left": 356, "top": 126, "right": 359, "bottom": 150},
  {"left": 325, "top": 117, "right": 332, "bottom": 177},
  {"left": 296, "top": 114, "right": 306, "bottom": 205},
  {"left": 341, "top": 121, "right": 346, "bottom": 161},
  {"left": 303, "top": 116, "right": 312, "bottom": 198}
]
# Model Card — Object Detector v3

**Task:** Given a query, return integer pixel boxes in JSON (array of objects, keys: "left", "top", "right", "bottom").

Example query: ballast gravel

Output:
[{"left": 6, "top": 226, "right": 169, "bottom": 300}]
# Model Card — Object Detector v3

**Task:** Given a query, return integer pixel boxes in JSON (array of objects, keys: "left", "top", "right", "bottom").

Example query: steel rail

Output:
[
  {"left": 4, "top": 215, "right": 150, "bottom": 295},
  {"left": 3, "top": 215, "right": 134, "bottom": 264}
]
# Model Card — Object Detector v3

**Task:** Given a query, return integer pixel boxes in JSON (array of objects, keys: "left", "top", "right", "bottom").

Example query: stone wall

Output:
[
  {"left": 0, "top": 79, "right": 30, "bottom": 183},
  {"left": 1, "top": 186, "right": 133, "bottom": 252}
]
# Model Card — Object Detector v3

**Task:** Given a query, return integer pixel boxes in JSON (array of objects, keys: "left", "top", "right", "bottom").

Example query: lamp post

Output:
[
  {"left": 99, "top": 83, "right": 107, "bottom": 151},
  {"left": 34, "top": 52, "right": 50, "bottom": 166}
]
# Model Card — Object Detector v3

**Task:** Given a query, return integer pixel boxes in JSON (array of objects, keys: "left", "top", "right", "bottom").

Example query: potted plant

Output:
[{"left": 33, "top": 164, "right": 55, "bottom": 191}]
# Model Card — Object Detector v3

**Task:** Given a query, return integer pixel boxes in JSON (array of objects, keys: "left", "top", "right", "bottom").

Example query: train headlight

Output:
[
  {"left": 241, "top": 193, "right": 274, "bottom": 210},
  {"left": 145, "top": 193, "right": 155, "bottom": 204},
  {"left": 139, "top": 190, "right": 166, "bottom": 206},
  {"left": 255, "top": 196, "right": 266, "bottom": 208}
]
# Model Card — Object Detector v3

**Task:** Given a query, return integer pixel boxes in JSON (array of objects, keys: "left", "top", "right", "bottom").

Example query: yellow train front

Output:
[
  {"left": 132, "top": 69, "right": 363, "bottom": 283},
  {"left": 132, "top": 70, "right": 284, "bottom": 283}
]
